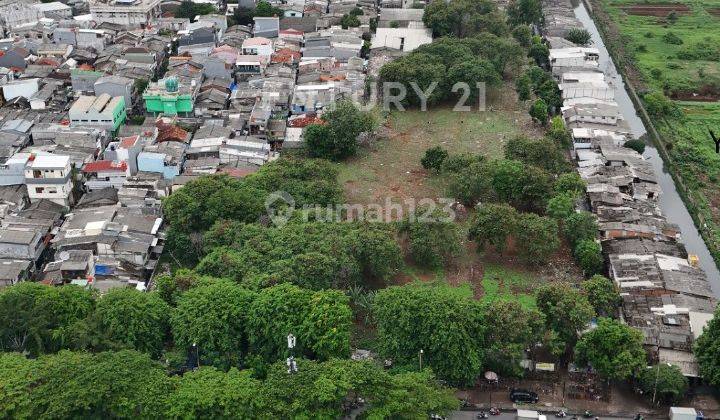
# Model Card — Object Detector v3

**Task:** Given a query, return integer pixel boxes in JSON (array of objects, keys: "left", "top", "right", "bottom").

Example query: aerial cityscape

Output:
[{"left": 0, "top": 0, "right": 719, "bottom": 417}]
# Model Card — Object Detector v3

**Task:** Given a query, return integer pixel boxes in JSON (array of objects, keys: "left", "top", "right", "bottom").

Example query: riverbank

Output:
[{"left": 583, "top": 0, "right": 720, "bottom": 285}]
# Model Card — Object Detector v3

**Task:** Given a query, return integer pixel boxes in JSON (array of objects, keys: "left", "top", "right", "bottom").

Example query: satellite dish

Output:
[{"left": 59, "top": 251, "right": 70, "bottom": 261}]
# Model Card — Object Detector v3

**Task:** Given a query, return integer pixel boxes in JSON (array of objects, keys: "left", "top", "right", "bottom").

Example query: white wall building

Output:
[
  {"left": 24, "top": 154, "right": 73, "bottom": 207},
  {"left": 89, "top": 0, "right": 162, "bottom": 27}
]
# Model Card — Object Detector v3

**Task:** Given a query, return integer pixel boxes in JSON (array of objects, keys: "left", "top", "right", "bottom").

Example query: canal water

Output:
[{"left": 572, "top": 2, "right": 720, "bottom": 296}]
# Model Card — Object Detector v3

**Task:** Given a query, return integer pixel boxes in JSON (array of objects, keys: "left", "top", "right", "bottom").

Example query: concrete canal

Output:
[{"left": 572, "top": 1, "right": 720, "bottom": 296}]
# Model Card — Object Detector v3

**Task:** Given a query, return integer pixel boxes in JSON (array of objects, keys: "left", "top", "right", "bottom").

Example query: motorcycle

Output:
[
  {"left": 583, "top": 411, "right": 593, "bottom": 418},
  {"left": 476, "top": 412, "right": 489, "bottom": 419},
  {"left": 556, "top": 410, "right": 567, "bottom": 418},
  {"left": 489, "top": 407, "right": 500, "bottom": 415}
]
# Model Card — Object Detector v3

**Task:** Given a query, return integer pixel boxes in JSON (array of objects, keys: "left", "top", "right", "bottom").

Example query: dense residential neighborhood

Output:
[{"left": 0, "top": 0, "right": 718, "bottom": 417}]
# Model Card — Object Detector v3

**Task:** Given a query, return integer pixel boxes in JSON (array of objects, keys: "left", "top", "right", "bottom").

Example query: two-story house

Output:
[{"left": 24, "top": 154, "right": 73, "bottom": 207}]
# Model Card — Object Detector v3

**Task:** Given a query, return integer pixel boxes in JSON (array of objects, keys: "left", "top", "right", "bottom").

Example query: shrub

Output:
[
  {"left": 624, "top": 139, "right": 646, "bottom": 154},
  {"left": 574, "top": 239, "right": 604, "bottom": 276},
  {"left": 421, "top": 146, "right": 449, "bottom": 173},
  {"left": 662, "top": 31, "right": 683, "bottom": 45},
  {"left": 565, "top": 28, "right": 591, "bottom": 46}
]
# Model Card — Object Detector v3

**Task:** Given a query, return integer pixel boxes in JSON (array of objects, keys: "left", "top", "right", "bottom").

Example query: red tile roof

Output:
[
  {"left": 156, "top": 121, "right": 188, "bottom": 143},
  {"left": 82, "top": 160, "right": 127, "bottom": 173},
  {"left": 119, "top": 135, "right": 139, "bottom": 148}
]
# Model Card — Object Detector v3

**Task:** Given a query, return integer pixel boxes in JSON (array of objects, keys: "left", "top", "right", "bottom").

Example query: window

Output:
[
  {"left": 32, "top": 170, "right": 41, "bottom": 178},
  {"left": 47, "top": 187, "right": 57, "bottom": 194},
  {"left": 35, "top": 187, "right": 45, "bottom": 194}
]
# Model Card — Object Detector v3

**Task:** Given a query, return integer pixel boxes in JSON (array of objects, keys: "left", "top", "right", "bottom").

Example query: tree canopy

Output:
[
  {"left": 695, "top": 304, "right": 720, "bottom": 387},
  {"left": 373, "top": 283, "right": 485, "bottom": 385},
  {"left": 575, "top": 318, "right": 646, "bottom": 381},
  {"left": 536, "top": 282, "right": 594, "bottom": 347},
  {"left": 637, "top": 363, "right": 689, "bottom": 404},
  {"left": 305, "top": 100, "right": 376, "bottom": 161},
  {"left": 0, "top": 351, "right": 458, "bottom": 419}
]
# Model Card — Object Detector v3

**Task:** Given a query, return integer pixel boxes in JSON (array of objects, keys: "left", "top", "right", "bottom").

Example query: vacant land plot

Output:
[
  {"left": 479, "top": 264, "right": 538, "bottom": 309},
  {"left": 595, "top": 0, "right": 720, "bottom": 263},
  {"left": 338, "top": 86, "right": 542, "bottom": 205}
]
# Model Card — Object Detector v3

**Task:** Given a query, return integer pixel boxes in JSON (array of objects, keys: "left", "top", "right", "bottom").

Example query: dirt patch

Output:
[
  {"left": 708, "top": 7, "right": 720, "bottom": 17},
  {"left": 620, "top": 3, "right": 690, "bottom": 16},
  {"left": 669, "top": 85, "right": 720, "bottom": 101}
]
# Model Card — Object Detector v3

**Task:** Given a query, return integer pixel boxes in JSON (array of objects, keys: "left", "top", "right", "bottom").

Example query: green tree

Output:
[
  {"left": 246, "top": 284, "right": 351, "bottom": 362},
  {"left": 421, "top": 146, "right": 449, "bottom": 173},
  {"left": 536, "top": 282, "right": 594, "bottom": 346},
  {"left": 529, "top": 98, "right": 549, "bottom": 125},
  {"left": 95, "top": 289, "right": 169, "bottom": 357},
  {"left": 575, "top": 318, "right": 646, "bottom": 381},
  {"left": 153, "top": 268, "right": 204, "bottom": 306},
  {"left": 638, "top": 363, "right": 688, "bottom": 404},
  {"left": 582, "top": 275, "right": 621, "bottom": 317},
  {"left": 447, "top": 58, "right": 503, "bottom": 99},
  {"left": 305, "top": 100, "right": 376, "bottom": 161},
  {"left": 624, "top": 139, "right": 646, "bottom": 154},
  {"left": 507, "top": 0, "right": 542, "bottom": 25},
  {"left": 515, "top": 213, "right": 560, "bottom": 264},
  {"left": 402, "top": 216, "right": 462, "bottom": 268},
  {"left": 554, "top": 171, "right": 585, "bottom": 197},
  {"left": 253, "top": 0, "right": 282, "bottom": 17},
  {"left": 468, "top": 203, "right": 518, "bottom": 253},
  {"left": 340, "top": 13, "right": 361, "bottom": 28},
  {"left": 423, "top": 0, "right": 508, "bottom": 38},
  {"left": 176, "top": 0, "right": 216, "bottom": 19},
  {"left": 512, "top": 25, "right": 533, "bottom": 46},
  {"left": 643, "top": 90, "right": 682, "bottom": 118},
  {"left": 515, "top": 73, "right": 532, "bottom": 100},
  {"left": 379, "top": 53, "right": 447, "bottom": 106},
  {"left": 171, "top": 280, "right": 257, "bottom": 368},
  {"left": 269, "top": 252, "right": 339, "bottom": 290},
  {"left": 562, "top": 211, "right": 598, "bottom": 248},
  {"left": 695, "top": 305, "right": 720, "bottom": 386},
  {"left": 231, "top": 7, "right": 255, "bottom": 25},
  {"left": 0, "top": 283, "right": 94, "bottom": 355},
  {"left": 167, "top": 367, "right": 268, "bottom": 418},
  {"left": 162, "top": 174, "right": 265, "bottom": 234},
  {"left": 482, "top": 300, "right": 545, "bottom": 377},
  {"left": 574, "top": 239, "right": 604, "bottom": 276},
  {"left": 0, "top": 350, "right": 173, "bottom": 418},
  {"left": 196, "top": 246, "right": 252, "bottom": 282},
  {"left": 529, "top": 41, "right": 550, "bottom": 67},
  {"left": 565, "top": 28, "right": 592, "bottom": 46},
  {"left": 133, "top": 78, "right": 148, "bottom": 95},
  {"left": 373, "top": 283, "right": 485, "bottom": 385},
  {"left": 546, "top": 192, "right": 576, "bottom": 220},
  {"left": 547, "top": 115, "right": 572, "bottom": 147},
  {"left": 503, "top": 135, "right": 570, "bottom": 174}
]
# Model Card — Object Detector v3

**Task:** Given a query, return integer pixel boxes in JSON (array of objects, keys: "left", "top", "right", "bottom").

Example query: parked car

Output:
[{"left": 509, "top": 389, "right": 539, "bottom": 404}]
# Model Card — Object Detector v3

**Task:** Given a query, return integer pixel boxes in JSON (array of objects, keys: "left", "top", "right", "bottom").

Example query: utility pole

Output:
[
  {"left": 287, "top": 333, "right": 298, "bottom": 374},
  {"left": 419, "top": 349, "right": 424, "bottom": 370},
  {"left": 192, "top": 342, "right": 200, "bottom": 369}
]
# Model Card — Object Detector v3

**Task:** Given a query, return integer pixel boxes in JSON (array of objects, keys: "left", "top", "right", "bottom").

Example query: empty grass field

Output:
[{"left": 337, "top": 86, "right": 542, "bottom": 205}]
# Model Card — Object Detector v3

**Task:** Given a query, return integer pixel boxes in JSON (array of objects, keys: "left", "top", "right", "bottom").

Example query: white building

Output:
[
  {"left": 0, "top": 0, "right": 41, "bottom": 31},
  {"left": 32, "top": 2, "right": 73, "bottom": 19},
  {"left": 372, "top": 25, "right": 433, "bottom": 52},
  {"left": 89, "top": 0, "right": 162, "bottom": 27},
  {"left": 24, "top": 154, "right": 73, "bottom": 207},
  {"left": 242, "top": 37, "right": 273, "bottom": 57}
]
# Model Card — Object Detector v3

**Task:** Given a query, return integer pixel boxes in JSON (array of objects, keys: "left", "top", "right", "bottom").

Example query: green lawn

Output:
[{"left": 480, "top": 264, "right": 537, "bottom": 309}]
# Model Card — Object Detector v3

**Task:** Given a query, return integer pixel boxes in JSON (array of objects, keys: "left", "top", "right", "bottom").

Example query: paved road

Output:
[{"left": 450, "top": 412, "right": 634, "bottom": 420}]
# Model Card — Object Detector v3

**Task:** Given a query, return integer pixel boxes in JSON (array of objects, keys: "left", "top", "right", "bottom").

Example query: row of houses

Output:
[
  {"left": 543, "top": 0, "right": 717, "bottom": 379},
  {"left": 0, "top": 0, "right": 434, "bottom": 293}
]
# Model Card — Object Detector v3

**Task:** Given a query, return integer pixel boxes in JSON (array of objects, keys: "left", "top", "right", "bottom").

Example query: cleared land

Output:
[
  {"left": 595, "top": 0, "right": 720, "bottom": 262},
  {"left": 337, "top": 87, "right": 543, "bottom": 205}
]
